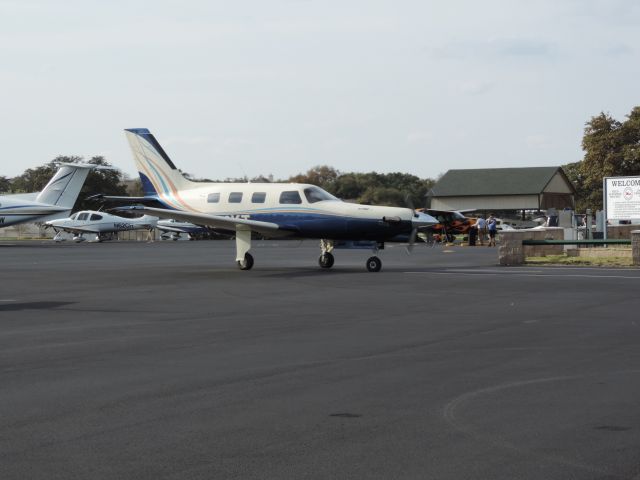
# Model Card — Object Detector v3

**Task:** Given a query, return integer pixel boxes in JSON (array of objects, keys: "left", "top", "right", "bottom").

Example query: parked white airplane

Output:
[
  {"left": 113, "top": 128, "right": 438, "bottom": 271},
  {"left": 0, "top": 163, "right": 96, "bottom": 228},
  {"left": 45, "top": 210, "right": 157, "bottom": 242},
  {"left": 156, "top": 218, "right": 216, "bottom": 240}
]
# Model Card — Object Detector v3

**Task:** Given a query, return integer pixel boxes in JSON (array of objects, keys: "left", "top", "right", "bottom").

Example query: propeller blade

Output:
[{"left": 406, "top": 227, "right": 418, "bottom": 254}]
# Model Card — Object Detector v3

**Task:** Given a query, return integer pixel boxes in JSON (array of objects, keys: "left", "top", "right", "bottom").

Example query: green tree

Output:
[
  {"left": 564, "top": 107, "right": 640, "bottom": 211},
  {"left": 288, "top": 166, "right": 436, "bottom": 207},
  {"left": 0, "top": 176, "right": 11, "bottom": 193},
  {"left": 289, "top": 165, "right": 339, "bottom": 189}
]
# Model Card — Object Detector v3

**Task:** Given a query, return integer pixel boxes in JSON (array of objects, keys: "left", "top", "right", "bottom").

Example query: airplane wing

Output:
[{"left": 117, "top": 206, "right": 292, "bottom": 237}]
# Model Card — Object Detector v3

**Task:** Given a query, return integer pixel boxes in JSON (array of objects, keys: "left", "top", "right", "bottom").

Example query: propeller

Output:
[
  {"left": 404, "top": 194, "right": 419, "bottom": 253},
  {"left": 403, "top": 193, "right": 439, "bottom": 253}
]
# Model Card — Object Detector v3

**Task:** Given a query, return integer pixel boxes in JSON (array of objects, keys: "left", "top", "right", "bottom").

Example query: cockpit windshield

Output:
[{"left": 303, "top": 186, "right": 338, "bottom": 203}]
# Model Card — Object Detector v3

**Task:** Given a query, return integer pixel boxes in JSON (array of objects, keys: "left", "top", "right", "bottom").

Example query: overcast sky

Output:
[{"left": 1, "top": 0, "right": 638, "bottom": 181}]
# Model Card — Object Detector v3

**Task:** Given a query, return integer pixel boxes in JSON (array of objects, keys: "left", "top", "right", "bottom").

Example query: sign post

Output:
[{"left": 603, "top": 176, "right": 640, "bottom": 240}]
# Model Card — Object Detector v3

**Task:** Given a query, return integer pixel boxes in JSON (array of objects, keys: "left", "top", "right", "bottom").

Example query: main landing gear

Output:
[
  {"left": 365, "top": 256, "right": 382, "bottom": 272},
  {"left": 235, "top": 228, "right": 254, "bottom": 270},
  {"left": 319, "top": 252, "right": 334, "bottom": 268},
  {"left": 318, "top": 239, "right": 383, "bottom": 272}
]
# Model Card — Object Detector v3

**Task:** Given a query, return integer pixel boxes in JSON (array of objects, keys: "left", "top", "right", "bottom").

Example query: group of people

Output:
[{"left": 473, "top": 214, "right": 497, "bottom": 247}]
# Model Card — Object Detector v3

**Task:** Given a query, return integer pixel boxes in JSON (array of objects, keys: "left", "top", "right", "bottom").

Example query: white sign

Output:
[{"left": 604, "top": 176, "right": 640, "bottom": 220}]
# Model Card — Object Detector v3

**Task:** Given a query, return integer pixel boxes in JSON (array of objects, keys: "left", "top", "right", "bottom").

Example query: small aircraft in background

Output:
[
  {"left": 156, "top": 218, "right": 218, "bottom": 241},
  {"left": 103, "top": 128, "right": 438, "bottom": 271},
  {"left": 45, "top": 210, "right": 157, "bottom": 242},
  {"left": 417, "top": 208, "right": 476, "bottom": 242},
  {"left": 0, "top": 163, "right": 98, "bottom": 229}
]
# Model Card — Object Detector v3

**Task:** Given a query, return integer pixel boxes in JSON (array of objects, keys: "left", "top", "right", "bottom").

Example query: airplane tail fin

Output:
[
  {"left": 124, "top": 128, "right": 196, "bottom": 197},
  {"left": 35, "top": 163, "right": 93, "bottom": 208}
]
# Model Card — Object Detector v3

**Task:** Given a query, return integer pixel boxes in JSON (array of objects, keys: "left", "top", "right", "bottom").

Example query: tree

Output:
[
  {"left": 287, "top": 166, "right": 436, "bottom": 207},
  {"left": 564, "top": 107, "right": 640, "bottom": 211},
  {"left": 288, "top": 165, "right": 339, "bottom": 189},
  {"left": 79, "top": 156, "right": 129, "bottom": 211},
  {"left": 0, "top": 176, "right": 11, "bottom": 193}
]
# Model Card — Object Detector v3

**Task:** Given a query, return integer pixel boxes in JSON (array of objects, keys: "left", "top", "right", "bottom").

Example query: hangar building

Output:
[{"left": 427, "top": 167, "right": 576, "bottom": 212}]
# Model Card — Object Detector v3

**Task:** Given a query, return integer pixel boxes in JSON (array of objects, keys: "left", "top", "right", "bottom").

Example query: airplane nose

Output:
[{"left": 412, "top": 211, "right": 438, "bottom": 228}]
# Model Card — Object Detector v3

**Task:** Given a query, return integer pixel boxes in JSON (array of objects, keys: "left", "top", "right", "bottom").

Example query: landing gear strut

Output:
[{"left": 235, "top": 228, "right": 254, "bottom": 270}]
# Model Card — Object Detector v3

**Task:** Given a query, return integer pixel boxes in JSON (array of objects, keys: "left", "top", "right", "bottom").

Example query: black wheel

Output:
[
  {"left": 237, "top": 252, "right": 254, "bottom": 270},
  {"left": 318, "top": 252, "right": 335, "bottom": 269},
  {"left": 366, "top": 256, "right": 382, "bottom": 272}
]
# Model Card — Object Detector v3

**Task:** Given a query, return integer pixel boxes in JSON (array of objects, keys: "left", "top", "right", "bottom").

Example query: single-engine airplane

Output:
[
  {"left": 108, "top": 128, "right": 438, "bottom": 271},
  {"left": 0, "top": 163, "right": 97, "bottom": 228},
  {"left": 45, "top": 210, "right": 157, "bottom": 242},
  {"left": 417, "top": 208, "right": 476, "bottom": 242}
]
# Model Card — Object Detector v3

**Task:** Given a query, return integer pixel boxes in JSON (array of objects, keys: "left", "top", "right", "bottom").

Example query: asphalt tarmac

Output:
[{"left": 1, "top": 240, "right": 640, "bottom": 479}]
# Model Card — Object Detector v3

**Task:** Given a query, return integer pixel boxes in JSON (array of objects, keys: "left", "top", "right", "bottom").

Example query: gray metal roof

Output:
[{"left": 430, "top": 167, "right": 574, "bottom": 197}]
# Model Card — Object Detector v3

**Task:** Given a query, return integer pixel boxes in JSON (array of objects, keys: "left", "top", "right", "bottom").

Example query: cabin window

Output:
[
  {"left": 207, "top": 192, "right": 220, "bottom": 203},
  {"left": 303, "top": 186, "right": 336, "bottom": 203},
  {"left": 251, "top": 192, "right": 266, "bottom": 203},
  {"left": 228, "top": 192, "right": 243, "bottom": 203},
  {"left": 90, "top": 214, "right": 103, "bottom": 221},
  {"left": 279, "top": 191, "right": 302, "bottom": 204},
  {"left": 77, "top": 213, "right": 89, "bottom": 220}
]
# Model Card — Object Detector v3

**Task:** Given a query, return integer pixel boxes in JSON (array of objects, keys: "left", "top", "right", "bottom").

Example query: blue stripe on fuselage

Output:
[{"left": 249, "top": 212, "right": 412, "bottom": 240}]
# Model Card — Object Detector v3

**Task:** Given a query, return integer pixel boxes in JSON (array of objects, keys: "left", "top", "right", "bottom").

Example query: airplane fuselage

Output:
[{"left": 146, "top": 181, "right": 418, "bottom": 241}]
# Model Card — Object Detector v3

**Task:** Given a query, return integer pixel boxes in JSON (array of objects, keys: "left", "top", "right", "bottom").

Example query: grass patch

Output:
[{"left": 526, "top": 255, "right": 633, "bottom": 267}]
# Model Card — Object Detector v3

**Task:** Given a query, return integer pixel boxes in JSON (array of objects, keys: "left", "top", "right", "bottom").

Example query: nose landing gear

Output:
[{"left": 318, "top": 252, "right": 334, "bottom": 268}]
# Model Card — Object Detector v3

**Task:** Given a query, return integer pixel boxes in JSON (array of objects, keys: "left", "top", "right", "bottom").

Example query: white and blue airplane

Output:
[
  {"left": 0, "top": 163, "right": 96, "bottom": 229},
  {"left": 111, "top": 128, "right": 438, "bottom": 271},
  {"left": 45, "top": 210, "right": 158, "bottom": 242}
]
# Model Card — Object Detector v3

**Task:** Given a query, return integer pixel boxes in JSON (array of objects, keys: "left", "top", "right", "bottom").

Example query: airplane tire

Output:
[
  {"left": 237, "top": 252, "right": 254, "bottom": 270},
  {"left": 318, "top": 252, "right": 334, "bottom": 269},
  {"left": 366, "top": 256, "right": 382, "bottom": 272}
]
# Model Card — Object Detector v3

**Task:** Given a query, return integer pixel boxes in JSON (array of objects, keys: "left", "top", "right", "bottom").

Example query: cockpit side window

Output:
[
  {"left": 77, "top": 213, "right": 89, "bottom": 221},
  {"left": 207, "top": 192, "right": 220, "bottom": 203},
  {"left": 303, "top": 186, "right": 336, "bottom": 203},
  {"left": 279, "top": 191, "right": 302, "bottom": 204}
]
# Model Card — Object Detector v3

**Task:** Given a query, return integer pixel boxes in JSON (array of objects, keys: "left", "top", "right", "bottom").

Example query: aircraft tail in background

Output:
[{"left": 35, "top": 163, "right": 94, "bottom": 209}]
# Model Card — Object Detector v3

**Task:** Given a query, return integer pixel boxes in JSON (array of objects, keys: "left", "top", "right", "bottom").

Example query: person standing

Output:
[
  {"left": 475, "top": 216, "right": 486, "bottom": 246},
  {"left": 487, "top": 214, "right": 497, "bottom": 247}
]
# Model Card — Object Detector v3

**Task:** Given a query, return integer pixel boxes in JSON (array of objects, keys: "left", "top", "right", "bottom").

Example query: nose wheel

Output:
[
  {"left": 237, "top": 252, "right": 254, "bottom": 270},
  {"left": 366, "top": 256, "right": 382, "bottom": 272},
  {"left": 318, "top": 252, "right": 335, "bottom": 269}
]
